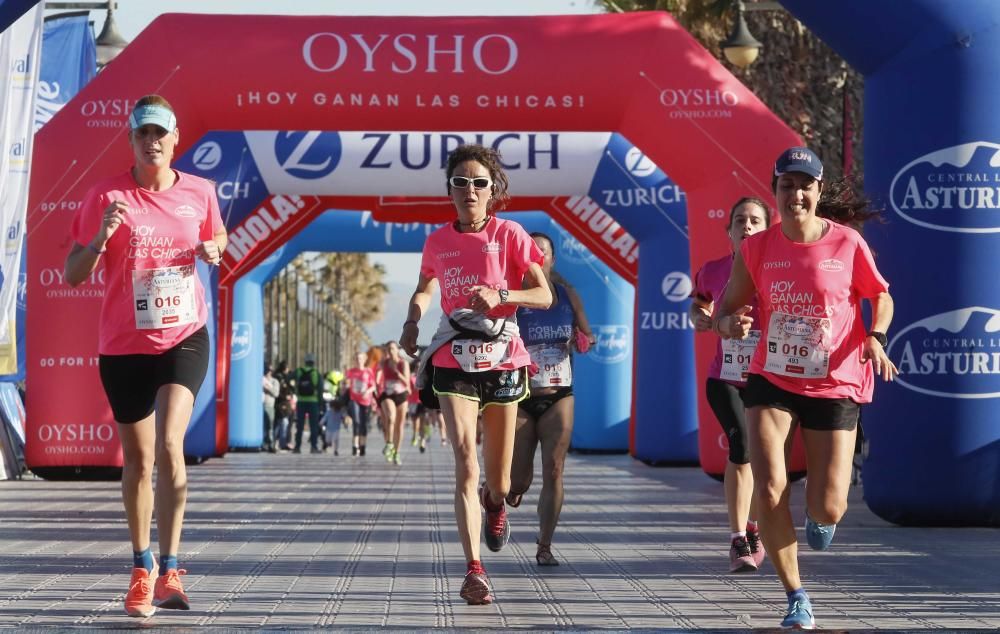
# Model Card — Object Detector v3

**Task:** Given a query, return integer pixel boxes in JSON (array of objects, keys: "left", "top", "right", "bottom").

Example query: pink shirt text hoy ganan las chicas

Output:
[
  {"left": 71, "top": 170, "right": 224, "bottom": 356},
  {"left": 740, "top": 221, "right": 888, "bottom": 402},
  {"left": 420, "top": 217, "right": 544, "bottom": 371}
]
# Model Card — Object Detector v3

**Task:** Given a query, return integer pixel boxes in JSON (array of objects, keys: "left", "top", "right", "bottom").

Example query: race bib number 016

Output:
[
  {"left": 132, "top": 265, "right": 197, "bottom": 330},
  {"left": 528, "top": 343, "right": 572, "bottom": 388},
  {"left": 764, "top": 312, "right": 831, "bottom": 378},
  {"left": 720, "top": 330, "right": 759, "bottom": 382},
  {"left": 451, "top": 337, "right": 510, "bottom": 373}
]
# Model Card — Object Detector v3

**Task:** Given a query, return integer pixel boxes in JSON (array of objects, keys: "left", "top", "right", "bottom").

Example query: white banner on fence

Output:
[{"left": 0, "top": 5, "right": 43, "bottom": 374}]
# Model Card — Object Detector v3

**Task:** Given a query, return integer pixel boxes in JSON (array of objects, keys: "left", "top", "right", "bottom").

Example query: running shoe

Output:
[
  {"left": 729, "top": 535, "right": 757, "bottom": 573},
  {"left": 352, "top": 446, "right": 358, "bottom": 456},
  {"left": 392, "top": 450, "right": 401, "bottom": 466},
  {"left": 459, "top": 561, "right": 493, "bottom": 605},
  {"left": 505, "top": 492, "right": 523, "bottom": 508},
  {"left": 804, "top": 515, "right": 837, "bottom": 551},
  {"left": 359, "top": 445, "right": 366, "bottom": 456},
  {"left": 411, "top": 436, "right": 419, "bottom": 447},
  {"left": 124, "top": 565, "right": 157, "bottom": 617},
  {"left": 536, "top": 541, "right": 559, "bottom": 566},
  {"left": 383, "top": 443, "right": 392, "bottom": 457},
  {"left": 153, "top": 568, "right": 190, "bottom": 610},
  {"left": 747, "top": 526, "right": 767, "bottom": 567},
  {"left": 781, "top": 594, "right": 816, "bottom": 629},
  {"left": 480, "top": 485, "right": 510, "bottom": 552},
  {"left": 419, "top": 441, "right": 426, "bottom": 453}
]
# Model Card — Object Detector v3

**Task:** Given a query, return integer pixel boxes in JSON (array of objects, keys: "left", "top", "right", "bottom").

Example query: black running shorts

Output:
[
  {"left": 742, "top": 373, "right": 860, "bottom": 432},
  {"left": 432, "top": 366, "right": 529, "bottom": 410},
  {"left": 98, "top": 326, "right": 210, "bottom": 424}
]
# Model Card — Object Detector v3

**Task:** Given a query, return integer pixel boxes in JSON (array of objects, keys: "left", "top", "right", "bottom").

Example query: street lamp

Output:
[
  {"left": 720, "top": 1, "right": 763, "bottom": 68},
  {"left": 94, "top": 3, "right": 127, "bottom": 67}
]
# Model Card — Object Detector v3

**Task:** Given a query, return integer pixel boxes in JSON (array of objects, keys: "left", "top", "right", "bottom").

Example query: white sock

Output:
[{"left": 731, "top": 531, "right": 747, "bottom": 540}]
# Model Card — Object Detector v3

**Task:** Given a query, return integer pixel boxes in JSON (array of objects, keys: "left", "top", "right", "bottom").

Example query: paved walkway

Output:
[{"left": 1, "top": 437, "right": 997, "bottom": 631}]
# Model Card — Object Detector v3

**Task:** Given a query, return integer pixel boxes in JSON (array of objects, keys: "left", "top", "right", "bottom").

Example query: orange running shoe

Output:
[
  {"left": 153, "top": 568, "right": 190, "bottom": 610},
  {"left": 124, "top": 565, "right": 157, "bottom": 617}
]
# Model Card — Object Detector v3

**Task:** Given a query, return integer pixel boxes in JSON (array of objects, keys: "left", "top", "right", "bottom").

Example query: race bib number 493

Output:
[{"left": 764, "top": 313, "right": 831, "bottom": 378}]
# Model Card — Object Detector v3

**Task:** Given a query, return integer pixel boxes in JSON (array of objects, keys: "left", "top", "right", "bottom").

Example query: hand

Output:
[
  {"left": 692, "top": 307, "right": 713, "bottom": 332},
  {"left": 467, "top": 286, "right": 500, "bottom": 313},
  {"left": 195, "top": 240, "right": 222, "bottom": 265},
  {"left": 862, "top": 337, "right": 899, "bottom": 381},
  {"left": 400, "top": 321, "right": 419, "bottom": 355},
  {"left": 721, "top": 305, "right": 754, "bottom": 339},
  {"left": 94, "top": 200, "right": 128, "bottom": 247}
]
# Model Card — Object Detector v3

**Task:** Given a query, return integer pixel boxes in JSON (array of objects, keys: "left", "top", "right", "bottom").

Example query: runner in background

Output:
[
  {"left": 378, "top": 341, "right": 411, "bottom": 466},
  {"left": 507, "top": 232, "right": 596, "bottom": 566},
  {"left": 400, "top": 144, "right": 551, "bottom": 605},
  {"left": 345, "top": 351, "right": 377, "bottom": 457},
  {"left": 715, "top": 147, "right": 897, "bottom": 629},
  {"left": 691, "top": 198, "right": 770, "bottom": 573},
  {"left": 64, "top": 95, "right": 227, "bottom": 617}
]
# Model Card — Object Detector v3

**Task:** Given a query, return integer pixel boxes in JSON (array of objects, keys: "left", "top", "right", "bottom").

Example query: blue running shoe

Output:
[
  {"left": 804, "top": 514, "right": 837, "bottom": 551},
  {"left": 781, "top": 595, "right": 816, "bottom": 629}
]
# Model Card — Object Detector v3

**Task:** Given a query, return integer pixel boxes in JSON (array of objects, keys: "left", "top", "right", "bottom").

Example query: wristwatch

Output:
[
  {"left": 867, "top": 331, "right": 888, "bottom": 347},
  {"left": 498, "top": 288, "right": 509, "bottom": 304}
]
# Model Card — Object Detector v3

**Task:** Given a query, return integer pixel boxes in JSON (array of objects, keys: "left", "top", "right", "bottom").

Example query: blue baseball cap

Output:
[
  {"left": 128, "top": 104, "right": 177, "bottom": 132},
  {"left": 774, "top": 146, "right": 823, "bottom": 181}
]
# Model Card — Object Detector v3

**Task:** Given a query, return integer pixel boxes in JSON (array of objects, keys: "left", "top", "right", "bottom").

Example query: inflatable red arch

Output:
[{"left": 26, "top": 12, "right": 799, "bottom": 472}]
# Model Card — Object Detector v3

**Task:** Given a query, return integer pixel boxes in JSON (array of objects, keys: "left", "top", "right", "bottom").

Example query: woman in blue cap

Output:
[
  {"left": 714, "top": 146, "right": 897, "bottom": 629},
  {"left": 65, "top": 94, "right": 227, "bottom": 617}
]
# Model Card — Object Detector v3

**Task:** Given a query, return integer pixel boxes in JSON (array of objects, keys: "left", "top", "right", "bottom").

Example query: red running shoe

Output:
[
  {"left": 124, "top": 565, "right": 157, "bottom": 617},
  {"left": 459, "top": 561, "right": 493, "bottom": 605},
  {"left": 480, "top": 485, "right": 510, "bottom": 552},
  {"left": 153, "top": 568, "right": 190, "bottom": 610}
]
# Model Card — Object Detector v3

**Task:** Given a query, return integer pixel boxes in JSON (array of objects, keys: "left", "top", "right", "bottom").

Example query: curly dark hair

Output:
[
  {"left": 445, "top": 144, "right": 511, "bottom": 212},
  {"left": 817, "top": 177, "right": 883, "bottom": 229},
  {"left": 728, "top": 197, "right": 772, "bottom": 229}
]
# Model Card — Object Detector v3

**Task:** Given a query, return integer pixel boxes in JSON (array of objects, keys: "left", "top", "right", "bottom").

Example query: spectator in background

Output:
[
  {"left": 293, "top": 353, "right": 323, "bottom": 454},
  {"left": 262, "top": 362, "right": 280, "bottom": 453},
  {"left": 273, "top": 360, "right": 294, "bottom": 451}
]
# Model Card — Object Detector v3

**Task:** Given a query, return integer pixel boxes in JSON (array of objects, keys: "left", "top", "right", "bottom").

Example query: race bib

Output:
[
  {"left": 765, "top": 313, "right": 831, "bottom": 378},
  {"left": 450, "top": 337, "right": 510, "bottom": 373},
  {"left": 132, "top": 265, "right": 197, "bottom": 330},
  {"left": 385, "top": 379, "right": 406, "bottom": 395},
  {"left": 720, "top": 330, "right": 760, "bottom": 382},
  {"left": 528, "top": 343, "right": 573, "bottom": 388},
  {"left": 351, "top": 379, "right": 367, "bottom": 395}
]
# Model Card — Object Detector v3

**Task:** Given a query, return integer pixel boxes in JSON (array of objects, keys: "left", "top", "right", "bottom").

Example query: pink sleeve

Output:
[
  {"left": 70, "top": 186, "right": 105, "bottom": 246},
  {"left": 852, "top": 236, "right": 889, "bottom": 299},
  {"left": 200, "top": 180, "right": 224, "bottom": 241},
  {"left": 692, "top": 265, "right": 711, "bottom": 301},
  {"left": 739, "top": 236, "right": 759, "bottom": 290},
  {"left": 419, "top": 236, "right": 436, "bottom": 279}
]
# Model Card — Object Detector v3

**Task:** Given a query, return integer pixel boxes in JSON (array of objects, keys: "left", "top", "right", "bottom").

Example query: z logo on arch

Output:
[{"left": 274, "top": 131, "right": 342, "bottom": 179}]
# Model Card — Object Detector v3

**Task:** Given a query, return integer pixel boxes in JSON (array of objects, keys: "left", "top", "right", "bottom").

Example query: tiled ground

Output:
[{"left": 1, "top": 437, "right": 997, "bottom": 630}]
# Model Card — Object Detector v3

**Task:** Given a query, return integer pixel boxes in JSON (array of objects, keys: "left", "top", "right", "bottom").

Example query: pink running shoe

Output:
[{"left": 729, "top": 536, "right": 757, "bottom": 573}]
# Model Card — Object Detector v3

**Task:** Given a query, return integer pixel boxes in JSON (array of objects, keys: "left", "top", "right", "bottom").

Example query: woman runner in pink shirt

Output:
[
  {"left": 690, "top": 197, "right": 770, "bottom": 574},
  {"left": 64, "top": 95, "right": 227, "bottom": 617},
  {"left": 715, "top": 147, "right": 897, "bottom": 629},
  {"left": 400, "top": 144, "right": 552, "bottom": 605}
]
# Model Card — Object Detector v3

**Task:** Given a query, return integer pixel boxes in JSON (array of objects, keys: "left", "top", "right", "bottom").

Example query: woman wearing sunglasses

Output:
[{"left": 401, "top": 144, "right": 551, "bottom": 605}]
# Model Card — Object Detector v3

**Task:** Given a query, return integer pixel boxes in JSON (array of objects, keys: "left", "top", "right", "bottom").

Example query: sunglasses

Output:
[{"left": 448, "top": 176, "right": 492, "bottom": 190}]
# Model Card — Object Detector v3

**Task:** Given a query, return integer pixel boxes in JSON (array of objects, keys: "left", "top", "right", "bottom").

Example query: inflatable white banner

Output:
[{"left": 0, "top": 5, "right": 42, "bottom": 374}]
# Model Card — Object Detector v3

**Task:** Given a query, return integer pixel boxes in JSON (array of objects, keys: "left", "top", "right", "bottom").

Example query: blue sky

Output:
[
  {"left": 52, "top": 0, "right": 604, "bottom": 356},
  {"left": 72, "top": 0, "right": 600, "bottom": 41}
]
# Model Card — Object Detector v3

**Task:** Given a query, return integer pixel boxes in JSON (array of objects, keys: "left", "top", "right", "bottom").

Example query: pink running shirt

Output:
[
  {"left": 71, "top": 170, "right": 224, "bottom": 355},
  {"left": 346, "top": 367, "right": 376, "bottom": 406},
  {"left": 692, "top": 254, "right": 760, "bottom": 386},
  {"left": 420, "top": 216, "right": 544, "bottom": 370},
  {"left": 740, "top": 221, "right": 889, "bottom": 402}
]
